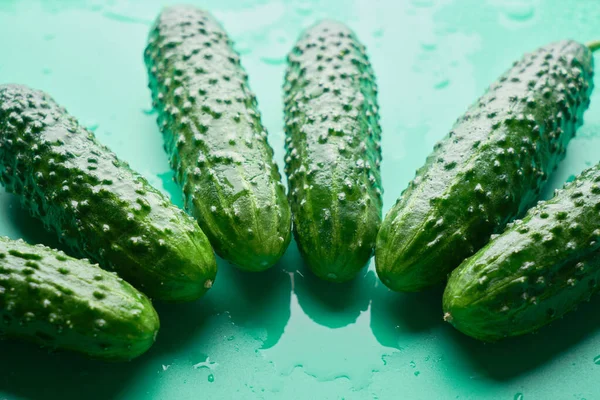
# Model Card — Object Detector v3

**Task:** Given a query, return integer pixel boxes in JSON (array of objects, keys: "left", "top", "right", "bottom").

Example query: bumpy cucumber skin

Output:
[
  {"left": 144, "top": 6, "right": 292, "bottom": 271},
  {"left": 0, "top": 237, "right": 159, "bottom": 360},
  {"left": 376, "top": 41, "right": 594, "bottom": 292},
  {"left": 283, "top": 21, "right": 383, "bottom": 282},
  {"left": 0, "top": 85, "right": 217, "bottom": 302},
  {"left": 444, "top": 165, "right": 600, "bottom": 341}
]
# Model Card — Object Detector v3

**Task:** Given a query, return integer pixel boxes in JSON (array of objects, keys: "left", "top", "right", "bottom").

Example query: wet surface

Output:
[{"left": 0, "top": 0, "right": 600, "bottom": 399}]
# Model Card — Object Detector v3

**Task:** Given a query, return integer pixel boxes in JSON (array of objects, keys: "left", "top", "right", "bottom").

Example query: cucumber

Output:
[
  {"left": 376, "top": 40, "right": 595, "bottom": 292},
  {"left": 144, "top": 5, "right": 292, "bottom": 271},
  {"left": 0, "top": 84, "right": 217, "bottom": 303},
  {"left": 283, "top": 20, "right": 383, "bottom": 282},
  {"left": 443, "top": 163, "right": 600, "bottom": 341},
  {"left": 0, "top": 236, "right": 159, "bottom": 360}
]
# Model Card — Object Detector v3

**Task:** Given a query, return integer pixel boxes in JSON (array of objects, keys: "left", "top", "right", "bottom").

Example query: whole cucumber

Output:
[
  {"left": 283, "top": 20, "right": 383, "bottom": 282},
  {"left": 0, "top": 237, "right": 159, "bottom": 360},
  {"left": 376, "top": 40, "right": 595, "bottom": 292},
  {"left": 0, "top": 85, "right": 217, "bottom": 302},
  {"left": 444, "top": 163, "right": 600, "bottom": 341},
  {"left": 144, "top": 5, "right": 292, "bottom": 271}
]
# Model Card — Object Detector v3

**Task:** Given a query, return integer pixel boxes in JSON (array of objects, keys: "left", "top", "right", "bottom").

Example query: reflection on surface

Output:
[
  {"left": 447, "top": 294, "right": 600, "bottom": 381},
  {"left": 370, "top": 281, "right": 444, "bottom": 349},
  {"left": 0, "top": 339, "right": 141, "bottom": 400},
  {"left": 209, "top": 257, "right": 293, "bottom": 350},
  {"left": 1, "top": 0, "right": 600, "bottom": 398},
  {"left": 294, "top": 258, "right": 375, "bottom": 329}
]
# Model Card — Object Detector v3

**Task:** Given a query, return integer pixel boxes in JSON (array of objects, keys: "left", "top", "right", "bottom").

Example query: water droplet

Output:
[
  {"left": 295, "top": 0, "right": 312, "bottom": 15},
  {"left": 87, "top": 123, "right": 99, "bottom": 132},
  {"left": 93, "top": 291, "right": 106, "bottom": 300},
  {"left": 594, "top": 355, "right": 600, "bottom": 365},
  {"left": 208, "top": 374, "right": 214, "bottom": 382},
  {"left": 409, "top": 361, "right": 416, "bottom": 368},
  {"left": 235, "top": 39, "right": 252, "bottom": 55},
  {"left": 260, "top": 56, "right": 286, "bottom": 66},
  {"left": 503, "top": 2, "right": 535, "bottom": 22},
  {"left": 411, "top": 0, "right": 433, "bottom": 7},
  {"left": 434, "top": 79, "right": 450, "bottom": 90},
  {"left": 421, "top": 41, "right": 437, "bottom": 51},
  {"left": 514, "top": 393, "right": 524, "bottom": 400},
  {"left": 414, "top": 371, "right": 420, "bottom": 376}
]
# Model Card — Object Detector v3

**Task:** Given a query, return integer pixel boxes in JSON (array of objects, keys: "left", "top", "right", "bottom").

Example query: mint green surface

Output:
[{"left": 0, "top": 1, "right": 599, "bottom": 399}]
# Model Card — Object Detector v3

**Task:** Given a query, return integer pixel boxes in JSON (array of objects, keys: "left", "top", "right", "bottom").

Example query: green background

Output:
[{"left": 1, "top": 0, "right": 599, "bottom": 399}]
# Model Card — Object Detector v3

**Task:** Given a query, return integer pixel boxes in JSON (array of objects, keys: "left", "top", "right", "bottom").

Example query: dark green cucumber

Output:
[
  {"left": 376, "top": 40, "right": 595, "bottom": 292},
  {"left": 0, "top": 85, "right": 217, "bottom": 302},
  {"left": 283, "top": 21, "right": 383, "bottom": 282},
  {"left": 444, "top": 164, "right": 600, "bottom": 341},
  {"left": 144, "top": 5, "right": 291, "bottom": 271},
  {"left": 0, "top": 236, "right": 159, "bottom": 360}
]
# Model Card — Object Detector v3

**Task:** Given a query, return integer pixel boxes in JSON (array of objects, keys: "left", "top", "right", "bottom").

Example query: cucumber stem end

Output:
[
  {"left": 587, "top": 40, "right": 600, "bottom": 53},
  {"left": 443, "top": 312, "right": 453, "bottom": 323}
]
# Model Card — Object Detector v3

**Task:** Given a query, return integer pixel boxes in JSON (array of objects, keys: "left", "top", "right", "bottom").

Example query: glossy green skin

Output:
[
  {"left": 376, "top": 40, "right": 594, "bottom": 292},
  {"left": 0, "top": 85, "right": 217, "bottom": 302},
  {"left": 144, "top": 6, "right": 292, "bottom": 271},
  {"left": 444, "top": 165, "right": 600, "bottom": 341},
  {"left": 0, "top": 237, "right": 159, "bottom": 360},
  {"left": 283, "top": 21, "right": 383, "bottom": 282}
]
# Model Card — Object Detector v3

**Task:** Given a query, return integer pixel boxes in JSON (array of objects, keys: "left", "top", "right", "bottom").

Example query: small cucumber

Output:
[
  {"left": 376, "top": 40, "right": 595, "bottom": 292},
  {"left": 0, "top": 85, "right": 217, "bottom": 303},
  {"left": 444, "top": 164, "right": 600, "bottom": 341},
  {"left": 283, "top": 20, "right": 383, "bottom": 282},
  {"left": 0, "top": 237, "right": 159, "bottom": 360},
  {"left": 144, "top": 5, "right": 292, "bottom": 271}
]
